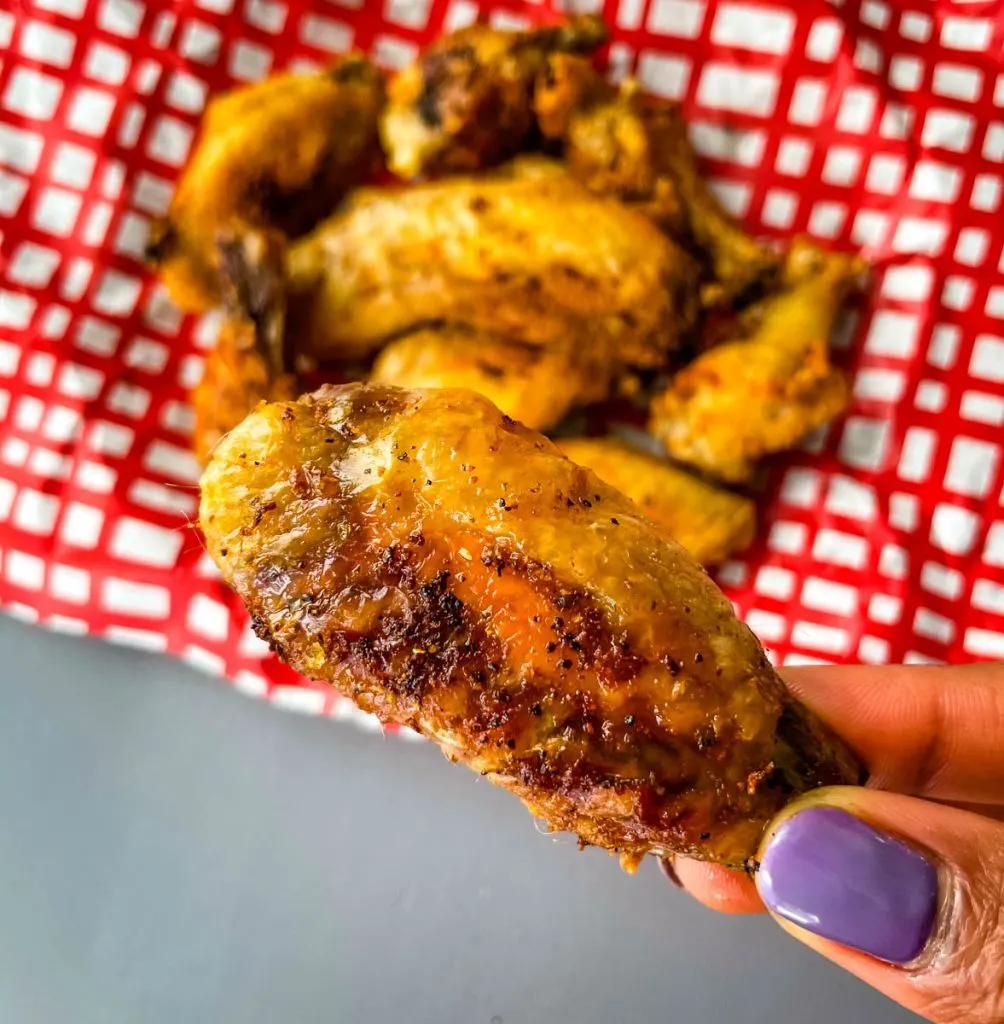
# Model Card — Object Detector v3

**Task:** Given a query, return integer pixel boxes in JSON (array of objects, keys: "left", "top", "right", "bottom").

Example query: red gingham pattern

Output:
[{"left": 1, "top": 0, "right": 1003, "bottom": 724}]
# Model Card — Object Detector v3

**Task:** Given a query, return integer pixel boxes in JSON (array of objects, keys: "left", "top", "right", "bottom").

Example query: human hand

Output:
[{"left": 664, "top": 665, "right": 1004, "bottom": 1024}]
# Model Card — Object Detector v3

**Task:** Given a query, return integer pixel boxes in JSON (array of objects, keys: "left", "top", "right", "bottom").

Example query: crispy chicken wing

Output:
[
  {"left": 556, "top": 438, "right": 755, "bottom": 565},
  {"left": 193, "top": 319, "right": 298, "bottom": 465},
  {"left": 286, "top": 164, "right": 699, "bottom": 375},
  {"left": 147, "top": 57, "right": 385, "bottom": 311},
  {"left": 380, "top": 18, "right": 774, "bottom": 302},
  {"left": 649, "top": 239, "right": 865, "bottom": 483},
  {"left": 370, "top": 326, "right": 588, "bottom": 431},
  {"left": 380, "top": 15, "right": 607, "bottom": 180},
  {"left": 192, "top": 228, "right": 296, "bottom": 464},
  {"left": 200, "top": 384, "right": 863, "bottom": 868},
  {"left": 535, "top": 62, "right": 777, "bottom": 302}
]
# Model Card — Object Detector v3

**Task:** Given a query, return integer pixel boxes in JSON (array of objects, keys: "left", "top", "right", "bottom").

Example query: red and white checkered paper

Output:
[{"left": 2, "top": 0, "right": 1003, "bottom": 724}]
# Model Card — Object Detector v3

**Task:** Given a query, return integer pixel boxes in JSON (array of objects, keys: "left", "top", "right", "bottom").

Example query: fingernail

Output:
[
  {"left": 659, "top": 856, "right": 683, "bottom": 889},
  {"left": 757, "top": 807, "right": 938, "bottom": 964}
]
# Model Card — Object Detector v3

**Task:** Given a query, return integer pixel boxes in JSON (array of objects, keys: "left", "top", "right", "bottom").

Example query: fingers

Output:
[
  {"left": 669, "top": 857, "right": 763, "bottom": 914},
  {"left": 666, "top": 665, "right": 1004, "bottom": 921},
  {"left": 756, "top": 787, "right": 1004, "bottom": 1024},
  {"left": 783, "top": 664, "right": 1004, "bottom": 804}
]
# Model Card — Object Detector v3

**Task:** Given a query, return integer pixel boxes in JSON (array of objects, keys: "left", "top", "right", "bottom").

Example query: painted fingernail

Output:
[{"left": 757, "top": 807, "right": 938, "bottom": 964}]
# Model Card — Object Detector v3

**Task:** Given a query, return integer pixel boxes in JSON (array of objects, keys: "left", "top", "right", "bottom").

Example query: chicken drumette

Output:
[
  {"left": 147, "top": 56, "right": 385, "bottom": 311},
  {"left": 200, "top": 384, "right": 863, "bottom": 869},
  {"left": 649, "top": 239, "right": 866, "bottom": 484}
]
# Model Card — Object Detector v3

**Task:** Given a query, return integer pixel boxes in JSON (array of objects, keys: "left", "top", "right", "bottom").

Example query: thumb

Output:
[{"left": 755, "top": 787, "right": 1004, "bottom": 1024}]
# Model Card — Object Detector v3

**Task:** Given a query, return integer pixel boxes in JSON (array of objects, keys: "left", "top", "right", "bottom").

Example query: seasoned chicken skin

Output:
[
  {"left": 147, "top": 57, "right": 385, "bottom": 311},
  {"left": 650, "top": 239, "right": 865, "bottom": 483},
  {"left": 286, "top": 164, "right": 699, "bottom": 375},
  {"left": 381, "top": 15, "right": 607, "bottom": 179},
  {"left": 192, "top": 228, "right": 296, "bottom": 464},
  {"left": 535, "top": 61, "right": 777, "bottom": 302},
  {"left": 380, "top": 17, "right": 773, "bottom": 302},
  {"left": 200, "top": 384, "right": 863, "bottom": 868},
  {"left": 371, "top": 326, "right": 589, "bottom": 432},
  {"left": 193, "top": 318, "right": 297, "bottom": 465},
  {"left": 556, "top": 438, "right": 755, "bottom": 565}
]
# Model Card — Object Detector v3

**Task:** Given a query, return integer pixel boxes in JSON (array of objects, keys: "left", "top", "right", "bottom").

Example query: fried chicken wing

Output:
[
  {"left": 535, "top": 63, "right": 777, "bottom": 302},
  {"left": 380, "top": 19, "right": 775, "bottom": 302},
  {"left": 147, "top": 57, "right": 385, "bottom": 311},
  {"left": 286, "top": 164, "right": 699, "bottom": 374},
  {"left": 556, "top": 438, "right": 755, "bottom": 565},
  {"left": 192, "top": 228, "right": 296, "bottom": 464},
  {"left": 200, "top": 384, "right": 863, "bottom": 868},
  {"left": 381, "top": 15, "right": 607, "bottom": 180},
  {"left": 649, "top": 239, "right": 865, "bottom": 483},
  {"left": 370, "top": 326, "right": 588, "bottom": 431},
  {"left": 193, "top": 319, "right": 298, "bottom": 465}
]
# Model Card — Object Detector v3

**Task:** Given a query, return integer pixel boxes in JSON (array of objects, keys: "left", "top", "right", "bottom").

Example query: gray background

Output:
[{"left": 0, "top": 615, "right": 915, "bottom": 1024}]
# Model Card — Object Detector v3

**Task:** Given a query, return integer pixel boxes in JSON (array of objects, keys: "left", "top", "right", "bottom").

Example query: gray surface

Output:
[{"left": 0, "top": 616, "right": 915, "bottom": 1024}]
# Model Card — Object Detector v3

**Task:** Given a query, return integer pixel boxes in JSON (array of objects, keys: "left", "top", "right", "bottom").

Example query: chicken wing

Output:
[
  {"left": 535, "top": 61, "right": 777, "bottom": 303},
  {"left": 649, "top": 239, "right": 865, "bottom": 483},
  {"left": 380, "top": 15, "right": 607, "bottom": 180},
  {"left": 286, "top": 163, "right": 700, "bottom": 374},
  {"left": 192, "top": 228, "right": 297, "bottom": 464},
  {"left": 370, "top": 326, "right": 589, "bottom": 431},
  {"left": 556, "top": 438, "right": 755, "bottom": 565},
  {"left": 147, "top": 57, "right": 385, "bottom": 311},
  {"left": 200, "top": 384, "right": 863, "bottom": 868}
]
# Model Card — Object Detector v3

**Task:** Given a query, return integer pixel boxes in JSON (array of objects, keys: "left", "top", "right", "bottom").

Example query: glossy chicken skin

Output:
[
  {"left": 370, "top": 326, "right": 588, "bottom": 431},
  {"left": 556, "top": 438, "right": 755, "bottom": 565},
  {"left": 381, "top": 15, "right": 607, "bottom": 179},
  {"left": 200, "top": 384, "right": 863, "bottom": 868},
  {"left": 147, "top": 57, "right": 385, "bottom": 311},
  {"left": 650, "top": 240, "right": 865, "bottom": 483},
  {"left": 286, "top": 164, "right": 699, "bottom": 373}
]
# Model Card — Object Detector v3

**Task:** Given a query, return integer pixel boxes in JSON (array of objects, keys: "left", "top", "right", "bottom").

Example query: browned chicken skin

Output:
[
  {"left": 535, "top": 58, "right": 778, "bottom": 302},
  {"left": 200, "top": 384, "right": 863, "bottom": 869},
  {"left": 192, "top": 154, "right": 702, "bottom": 457},
  {"left": 371, "top": 325, "right": 589, "bottom": 432},
  {"left": 381, "top": 18, "right": 775, "bottom": 302},
  {"left": 147, "top": 56, "right": 385, "bottom": 311},
  {"left": 534, "top": 55, "right": 686, "bottom": 228},
  {"left": 192, "top": 228, "right": 296, "bottom": 464},
  {"left": 650, "top": 239, "right": 865, "bottom": 483},
  {"left": 286, "top": 162, "right": 700, "bottom": 374},
  {"left": 193, "top": 318, "right": 298, "bottom": 466},
  {"left": 380, "top": 15, "right": 607, "bottom": 179},
  {"left": 555, "top": 438, "right": 756, "bottom": 565}
]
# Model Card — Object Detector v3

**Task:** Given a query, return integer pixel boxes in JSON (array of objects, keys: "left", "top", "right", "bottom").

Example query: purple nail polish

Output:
[{"left": 757, "top": 807, "right": 938, "bottom": 964}]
